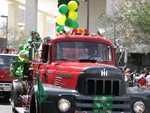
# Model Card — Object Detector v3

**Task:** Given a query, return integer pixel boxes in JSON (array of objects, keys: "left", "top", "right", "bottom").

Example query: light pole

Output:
[{"left": 87, "top": 0, "right": 89, "bottom": 31}]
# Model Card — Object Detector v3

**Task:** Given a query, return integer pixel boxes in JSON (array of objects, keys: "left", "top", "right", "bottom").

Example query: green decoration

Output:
[
  {"left": 56, "top": 0, "right": 80, "bottom": 32},
  {"left": 15, "top": 66, "right": 24, "bottom": 76},
  {"left": 70, "top": 20, "right": 79, "bottom": 28},
  {"left": 58, "top": 0, "right": 70, "bottom": 6},
  {"left": 65, "top": 18, "right": 78, "bottom": 28},
  {"left": 18, "top": 50, "right": 29, "bottom": 63},
  {"left": 19, "top": 45, "right": 24, "bottom": 51},
  {"left": 11, "top": 30, "right": 41, "bottom": 78},
  {"left": 65, "top": 18, "right": 73, "bottom": 27},
  {"left": 36, "top": 73, "right": 48, "bottom": 104},
  {"left": 93, "top": 96, "right": 112, "bottom": 113},
  {"left": 56, "top": 25, "right": 64, "bottom": 33},
  {"left": 59, "top": 4, "right": 69, "bottom": 15}
]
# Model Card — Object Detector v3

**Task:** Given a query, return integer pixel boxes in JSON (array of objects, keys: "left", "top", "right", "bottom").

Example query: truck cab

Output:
[{"left": 31, "top": 33, "right": 131, "bottom": 113}]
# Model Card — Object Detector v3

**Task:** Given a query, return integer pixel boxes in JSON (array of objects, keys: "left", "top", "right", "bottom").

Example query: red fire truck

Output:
[
  {"left": 12, "top": 30, "right": 150, "bottom": 113},
  {"left": 0, "top": 54, "right": 16, "bottom": 100}
]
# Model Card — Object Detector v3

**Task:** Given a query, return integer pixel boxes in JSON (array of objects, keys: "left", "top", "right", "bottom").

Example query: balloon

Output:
[
  {"left": 70, "top": 20, "right": 79, "bottom": 28},
  {"left": 59, "top": 4, "right": 69, "bottom": 15},
  {"left": 68, "top": 11, "right": 78, "bottom": 20},
  {"left": 56, "top": 25, "right": 64, "bottom": 33},
  {"left": 56, "top": 14, "right": 66, "bottom": 25},
  {"left": 68, "top": 1, "right": 78, "bottom": 11},
  {"left": 65, "top": 18, "right": 79, "bottom": 28},
  {"left": 65, "top": 18, "right": 73, "bottom": 27}
]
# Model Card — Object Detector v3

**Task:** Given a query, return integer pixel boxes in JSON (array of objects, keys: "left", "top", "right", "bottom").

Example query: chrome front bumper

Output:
[{"left": 0, "top": 83, "right": 12, "bottom": 91}]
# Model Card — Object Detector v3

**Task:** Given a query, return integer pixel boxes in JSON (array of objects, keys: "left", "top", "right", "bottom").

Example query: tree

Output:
[
  {"left": 97, "top": 0, "right": 150, "bottom": 53},
  {"left": 122, "top": 0, "right": 150, "bottom": 34}
]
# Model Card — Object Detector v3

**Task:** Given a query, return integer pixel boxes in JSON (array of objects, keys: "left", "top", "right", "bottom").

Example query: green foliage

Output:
[
  {"left": 122, "top": 2, "right": 150, "bottom": 34},
  {"left": 97, "top": 0, "right": 150, "bottom": 53},
  {"left": 11, "top": 31, "right": 41, "bottom": 78}
]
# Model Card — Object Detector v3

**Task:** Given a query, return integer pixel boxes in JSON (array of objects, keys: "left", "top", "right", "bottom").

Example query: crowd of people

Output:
[{"left": 123, "top": 66, "right": 150, "bottom": 89}]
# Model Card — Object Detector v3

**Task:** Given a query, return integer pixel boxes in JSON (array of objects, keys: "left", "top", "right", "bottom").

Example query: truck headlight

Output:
[
  {"left": 133, "top": 101, "right": 145, "bottom": 113},
  {"left": 58, "top": 98, "right": 71, "bottom": 112}
]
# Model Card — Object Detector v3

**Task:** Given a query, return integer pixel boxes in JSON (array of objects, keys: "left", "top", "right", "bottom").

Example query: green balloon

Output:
[
  {"left": 59, "top": 4, "right": 69, "bottom": 15},
  {"left": 70, "top": 20, "right": 79, "bottom": 28},
  {"left": 65, "top": 18, "right": 72, "bottom": 27},
  {"left": 56, "top": 25, "right": 64, "bottom": 33},
  {"left": 65, "top": 18, "right": 79, "bottom": 28}
]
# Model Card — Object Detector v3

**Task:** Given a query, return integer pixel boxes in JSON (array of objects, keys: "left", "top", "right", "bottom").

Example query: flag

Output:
[{"left": 36, "top": 73, "right": 48, "bottom": 104}]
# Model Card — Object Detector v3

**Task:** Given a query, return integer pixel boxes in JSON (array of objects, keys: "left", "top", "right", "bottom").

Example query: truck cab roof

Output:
[{"left": 49, "top": 34, "right": 113, "bottom": 46}]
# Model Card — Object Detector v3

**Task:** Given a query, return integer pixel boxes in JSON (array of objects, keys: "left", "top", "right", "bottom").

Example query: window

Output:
[
  {"left": 0, "top": 55, "right": 16, "bottom": 67},
  {"left": 56, "top": 41, "right": 112, "bottom": 61}
]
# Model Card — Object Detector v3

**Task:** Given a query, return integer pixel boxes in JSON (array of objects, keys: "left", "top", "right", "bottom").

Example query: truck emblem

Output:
[{"left": 101, "top": 68, "right": 108, "bottom": 77}]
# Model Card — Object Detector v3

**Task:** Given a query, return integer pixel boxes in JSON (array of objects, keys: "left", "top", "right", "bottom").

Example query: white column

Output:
[
  {"left": 78, "top": 1, "right": 87, "bottom": 29},
  {"left": 8, "top": 1, "right": 19, "bottom": 30},
  {"left": 89, "top": 0, "right": 106, "bottom": 33},
  {"left": 25, "top": 0, "right": 38, "bottom": 35}
]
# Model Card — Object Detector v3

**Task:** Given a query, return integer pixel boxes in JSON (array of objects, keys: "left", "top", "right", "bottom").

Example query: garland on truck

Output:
[
  {"left": 11, "top": 30, "right": 49, "bottom": 104},
  {"left": 56, "top": 0, "right": 79, "bottom": 33},
  {"left": 11, "top": 30, "right": 41, "bottom": 78}
]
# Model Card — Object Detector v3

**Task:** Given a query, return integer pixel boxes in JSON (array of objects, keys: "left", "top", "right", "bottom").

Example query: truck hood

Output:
[
  {"left": 56, "top": 62, "right": 117, "bottom": 71},
  {"left": 54, "top": 61, "right": 117, "bottom": 73},
  {"left": 52, "top": 61, "right": 123, "bottom": 90}
]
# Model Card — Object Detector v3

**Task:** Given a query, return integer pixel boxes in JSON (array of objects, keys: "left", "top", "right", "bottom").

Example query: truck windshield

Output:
[
  {"left": 56, "top": 41, "right": 112, "bottom": 62},
  {"left": 0, "top": 55, "right": 16, "bottom": 67}
]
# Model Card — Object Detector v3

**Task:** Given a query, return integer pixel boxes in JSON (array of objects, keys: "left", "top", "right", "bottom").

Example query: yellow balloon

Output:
[
  {"left": 68, "top": 1, "right": 78, "bottom": 11},
  {"left": 56, "top": 14, "right": 66, "bottom": 25},
  {"left": 68, "top": 11, "right": 78, "bottom": 20}
]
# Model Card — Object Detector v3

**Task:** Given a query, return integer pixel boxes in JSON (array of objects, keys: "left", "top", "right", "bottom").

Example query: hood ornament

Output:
[{"left": 101, "top": 68, "right": 108, "bottom": 77}]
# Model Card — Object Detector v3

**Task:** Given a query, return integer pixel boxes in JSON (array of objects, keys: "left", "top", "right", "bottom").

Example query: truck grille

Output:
[
  {"left": 86, "top": 79, "right": 120, "bottom": 96},
  {"left": 75, "top": 96, "right": 131, "bottom": 113}
]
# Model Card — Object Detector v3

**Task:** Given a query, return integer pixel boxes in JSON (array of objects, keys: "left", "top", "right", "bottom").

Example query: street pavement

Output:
[{"left": 0, "top": 98, "right": 12, "bottom": 113}]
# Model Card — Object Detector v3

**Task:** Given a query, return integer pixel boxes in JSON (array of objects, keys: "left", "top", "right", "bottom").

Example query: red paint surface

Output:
[{"left": 33, "top": 35, "right": 116, "bottom": 89}]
